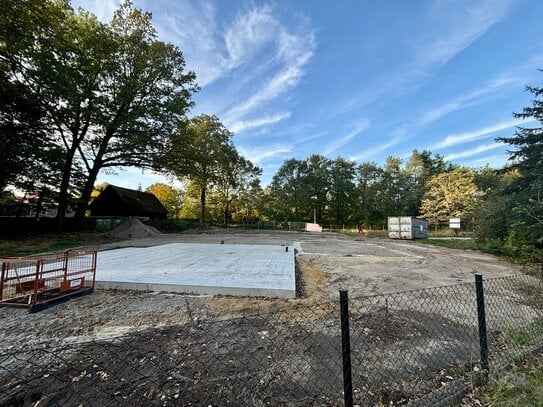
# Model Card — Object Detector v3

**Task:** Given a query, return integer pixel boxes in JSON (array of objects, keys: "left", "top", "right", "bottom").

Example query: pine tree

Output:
[{"left": 497, "top": 75, "right": 543, "bottom": 246}]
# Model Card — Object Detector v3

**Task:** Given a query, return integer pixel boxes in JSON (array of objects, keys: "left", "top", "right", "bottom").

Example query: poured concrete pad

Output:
[{"left": 95, "top": 243, "right": 296, "bottom": 298}]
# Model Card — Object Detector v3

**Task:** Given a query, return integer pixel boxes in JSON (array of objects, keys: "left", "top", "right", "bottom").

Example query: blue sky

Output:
[{"left": 74, "top": 0, "right": 543, "bottom": 188}]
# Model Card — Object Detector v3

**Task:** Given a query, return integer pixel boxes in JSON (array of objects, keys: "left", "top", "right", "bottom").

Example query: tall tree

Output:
[
  {"left": 497, "top": 75, "right": 543, "bottom": 247},
  {"left": 328, "top": 157, "right": 356, "bottom": 223},
  {"left": 210, "top": 155, "right": 261, "bottom": 225},
  {"left": 405, "top": 150, "right": 446, "bottom": 215},
  {"left": 72, "top": 1, "right": 196, "bottom": 225},
  {"left": 355, "top": 162, "right": 384, "bottom": 226},
  {"left": 162, "top": 115, "right": 236, "bottom": 226},
  {"left": 304, "top": 155, "right": 330, "bottom": 223},
  {"left": 0, "top": 0, "right": 92, "bottom": 204},
  {"left": 420, "top": 168, "right": 481, "bottom": 225},
  {"left": 270, "top": 158, "right": 308, "bottom": 221}
]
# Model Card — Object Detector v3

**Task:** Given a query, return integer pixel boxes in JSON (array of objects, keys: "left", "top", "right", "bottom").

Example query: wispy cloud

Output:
[
  {"left": 323, "top": 119, "right": 370, "bottom": 156},
  {"left": 324, "top": 2, "right": 515, "bottom": 123},
  {"left": 419, "top": 76, "right": 520, "bottom": 125},
  {"left": 221, "top": 10, "right": 315, "bottom": 124},
  {"left": 348, "top": 134, "right": 403, "bottom": 162},
  {"left": 444, "top": 143, "right": 504, "bottom": 161},
  {"left": 153, "top": 3, "right": 315, "bottom": 135},
  {"left": 434, "top": 118, "right": 533, "bottom": 149},
  {"left": 237, "top": 145, "right": 292, "bottom": 164},
  {"left": 230, "top": 112, "right": 291, "bottom": 134},
  {"left": 73, "top": 0, "right": 119, "bottom": 21},
  {"left": 416, "top": 1, "right": 515, "bottom": 66},
  {"left": 465, "top": 154, "right": 510, "bottom": 168}
]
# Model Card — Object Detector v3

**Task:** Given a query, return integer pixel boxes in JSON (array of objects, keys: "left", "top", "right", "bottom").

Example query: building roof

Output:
[{"left": 89, "top": 185, "right": 168, "bottom": 219}]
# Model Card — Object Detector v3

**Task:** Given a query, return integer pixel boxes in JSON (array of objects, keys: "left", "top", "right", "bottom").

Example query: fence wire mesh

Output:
[{"left": 0, "top": 273, "right": 542, "bottom": 407}]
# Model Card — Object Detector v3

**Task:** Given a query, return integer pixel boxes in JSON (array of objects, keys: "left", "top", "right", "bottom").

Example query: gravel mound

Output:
[{"left": 107, "top": 218, "right": 162, "bottom": 240}]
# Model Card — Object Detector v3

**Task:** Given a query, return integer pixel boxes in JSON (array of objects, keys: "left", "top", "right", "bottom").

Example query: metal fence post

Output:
[
  {"left": 475, "top": 273, "right": 489, "bottom": 371},
  {"left": 339, "top": 289, "right": 353, "bottom": 407}
]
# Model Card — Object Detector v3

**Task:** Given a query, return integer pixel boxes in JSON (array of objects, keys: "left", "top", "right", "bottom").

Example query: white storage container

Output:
[{"left": 387, "top": 216, "right": 428, "bottom": 240}]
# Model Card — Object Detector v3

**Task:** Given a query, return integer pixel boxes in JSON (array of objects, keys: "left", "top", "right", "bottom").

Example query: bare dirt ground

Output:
[{"left": 0, "top": 230, "right": 538, "bottom": 406}]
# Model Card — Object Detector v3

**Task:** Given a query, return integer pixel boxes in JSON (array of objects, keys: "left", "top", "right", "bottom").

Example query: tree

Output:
[
  {"left": 162, "top": 115, "right": 237, "bottom": 226},
  {"left": 72, "top": 1, "right": 197, "bottom": 226},
  {"left": 146, "top": 183, "right": 183, "bottom": 218},
  {"left": 355, "top": 162, "right": 384, "bottom": 226},
  {"left": 328, "top": 157, "right": 356, "bottom": 224},
  {"left": 0, "top": 0, "right": 72, "bottom": 196},
  {"left": 270, "top": 158, "right": 308, "bottom": 221},
  {"left": 471, "top": 169, "right": 517, "bottom": 242},
  {"left": 420, "top": 168, "right": 481, "bottom": 225},
  {"left": 0, "top": 1, "right": 196, "bottom": 229},
  {"left": 496, "top": 77, "right": 543, "bottom": 245},
  {"left": 376, "top": 156, "right": 411, "bottom": 217},
  {"left": 405, "top": 150, "right": 447, "bottom": 215},
  {"left": 209, "top": 155, "right": 261, "bottom": 225},
  {"left": 304, "top": 155, "right": 330, "bottom": 223}
]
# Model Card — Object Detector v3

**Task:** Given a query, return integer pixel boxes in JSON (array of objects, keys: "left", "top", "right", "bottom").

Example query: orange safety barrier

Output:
[{"left": 0, "top": 250, "right": 97, "bottom": 312}]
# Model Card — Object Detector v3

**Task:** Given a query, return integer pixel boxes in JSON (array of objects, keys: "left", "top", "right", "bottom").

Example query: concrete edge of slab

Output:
[{"left": 95, "top": 280, "right": 296, "bottom": 299}]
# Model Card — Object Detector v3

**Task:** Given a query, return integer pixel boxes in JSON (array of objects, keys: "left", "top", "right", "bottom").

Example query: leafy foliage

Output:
[
  {"left": 420, "top": 168, "right": 481, "bottom": 225},
  {"left": 146, "top": 183, "right": 183, "bottom": 218}
]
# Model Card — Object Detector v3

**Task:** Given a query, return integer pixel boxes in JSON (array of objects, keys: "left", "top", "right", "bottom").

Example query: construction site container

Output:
[
  {"left": 1, "top": 249, "right": 97, "bottom": 312},
  {"left": 387, "top": 217, "right": 428, "bottom": 240}
]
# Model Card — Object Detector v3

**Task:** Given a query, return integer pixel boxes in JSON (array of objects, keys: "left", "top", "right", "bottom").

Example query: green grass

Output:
[
  {"left": 504, "top": 319, "right": 543, "bottom": 348},
  {"left": 0, "top": 238, "right": 84, "bottom": 257},
  {"left": 474, "top": 356, "right": 543, "bottom": 406},
  {"left": 419, "top": 238, "right": 542, "bottom": 265},
  {"left": 0, "top": 232, "right": 109, "bottom": 257}
]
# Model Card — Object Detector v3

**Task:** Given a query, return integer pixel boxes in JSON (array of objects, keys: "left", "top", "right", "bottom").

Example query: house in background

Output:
[{"left": 89, "top": 185, "right": 168, "bottom": 220}]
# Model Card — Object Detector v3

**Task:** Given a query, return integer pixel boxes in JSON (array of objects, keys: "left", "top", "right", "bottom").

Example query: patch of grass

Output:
[
  {"left": 421, "top": 238, "right": 482, "bottom": 251},
  {"left": 0, "top": 239, "right": 83, "bottom": 257},
  {"left": 420, "top": 238, "right": 541, "bottom": 265},
  {"left": 0, "top": 233, "right": 108, "bottom": 257},
  {"left": 504, "top": 318, "right": 543, "bottom": 348},
  {"left": 477, "top": 356, "right": 543, "bottom": 406}
]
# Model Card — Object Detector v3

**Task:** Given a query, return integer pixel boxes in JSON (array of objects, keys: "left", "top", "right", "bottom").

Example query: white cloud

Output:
[
  {"left": 419, "top": 76, "right": 520, "bottom": 125},
  {"left": 323, "top": 119, "right": 370, "bottom": 156},
  {"left": 434, "top": 118, "right": 533, "bottom": 149},
  {"left": 153, "top": 3, "right": 315, "bottom": 135},
  {"left": 73, "top": 0, "right": 119, "bottom": 21},
  {"left": 326, "top": 1, "right": 515, "bottom": 121},
  {"left": 348, "top": 134, "right": 403, "bottom": 163},
  {"left": 229, "top": 112, "right": 291, "bottom": 134},
  {"left": 464, "top": 153, "right": 510, "bottom": 168},
  {"left": 221, "top": 16, "right": 315, "bottom": 123},
  {"left": 417, "top": 1, "right": 515, "bottom": 66},
  {"left": 237, "top": 145, "right": 293, "bottom": 164},
  {"left": 444, "top": 143, "right": 504, "bottom": 161}
]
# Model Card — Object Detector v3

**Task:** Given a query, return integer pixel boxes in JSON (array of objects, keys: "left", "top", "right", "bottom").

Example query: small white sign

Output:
[
  {"left": 70, "top": 278, "right": 83, "bottom": 288},
  {"left": 449, "top": 217, "right": 461, "bottom": 229}
]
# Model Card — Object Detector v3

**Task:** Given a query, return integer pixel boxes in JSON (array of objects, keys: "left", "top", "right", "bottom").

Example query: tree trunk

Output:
[
  {"left": 199, "top": 186, "right": 206, "bottom": 227},
  {"left": 72, "top": 161, "right": 101, "bottom": 229},
  {"left": 55, "top": 147, "right": 77, "bottom": 231}
]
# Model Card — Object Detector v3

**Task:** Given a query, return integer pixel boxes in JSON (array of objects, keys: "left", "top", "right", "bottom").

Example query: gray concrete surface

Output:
[{"left": 95, "top": 242, "right": 296, "bottom": 299}]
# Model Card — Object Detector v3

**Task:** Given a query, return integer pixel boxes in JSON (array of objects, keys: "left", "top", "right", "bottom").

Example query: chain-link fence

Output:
[{"left": 1, "top": 272, "right": 542, "bottom": 406}]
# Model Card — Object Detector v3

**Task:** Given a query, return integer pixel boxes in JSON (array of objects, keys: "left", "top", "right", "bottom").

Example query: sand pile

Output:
[{"left": 107, "top": 218, "right": 162, "bottom": 240}]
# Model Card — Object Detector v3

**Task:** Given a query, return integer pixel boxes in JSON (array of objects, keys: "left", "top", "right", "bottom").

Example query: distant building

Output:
[{"left": 89, "top": 185, "right": 168, "bottom": 219}]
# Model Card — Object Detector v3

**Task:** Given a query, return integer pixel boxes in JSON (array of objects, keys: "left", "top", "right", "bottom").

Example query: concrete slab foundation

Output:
[{"left": 95, "top": 243, "right": 296, "bottom": 299}]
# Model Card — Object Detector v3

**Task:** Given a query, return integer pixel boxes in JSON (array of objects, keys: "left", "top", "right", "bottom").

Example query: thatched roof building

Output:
[{"left": 89, "top": 185, "right": 168, "bottom": 219}]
